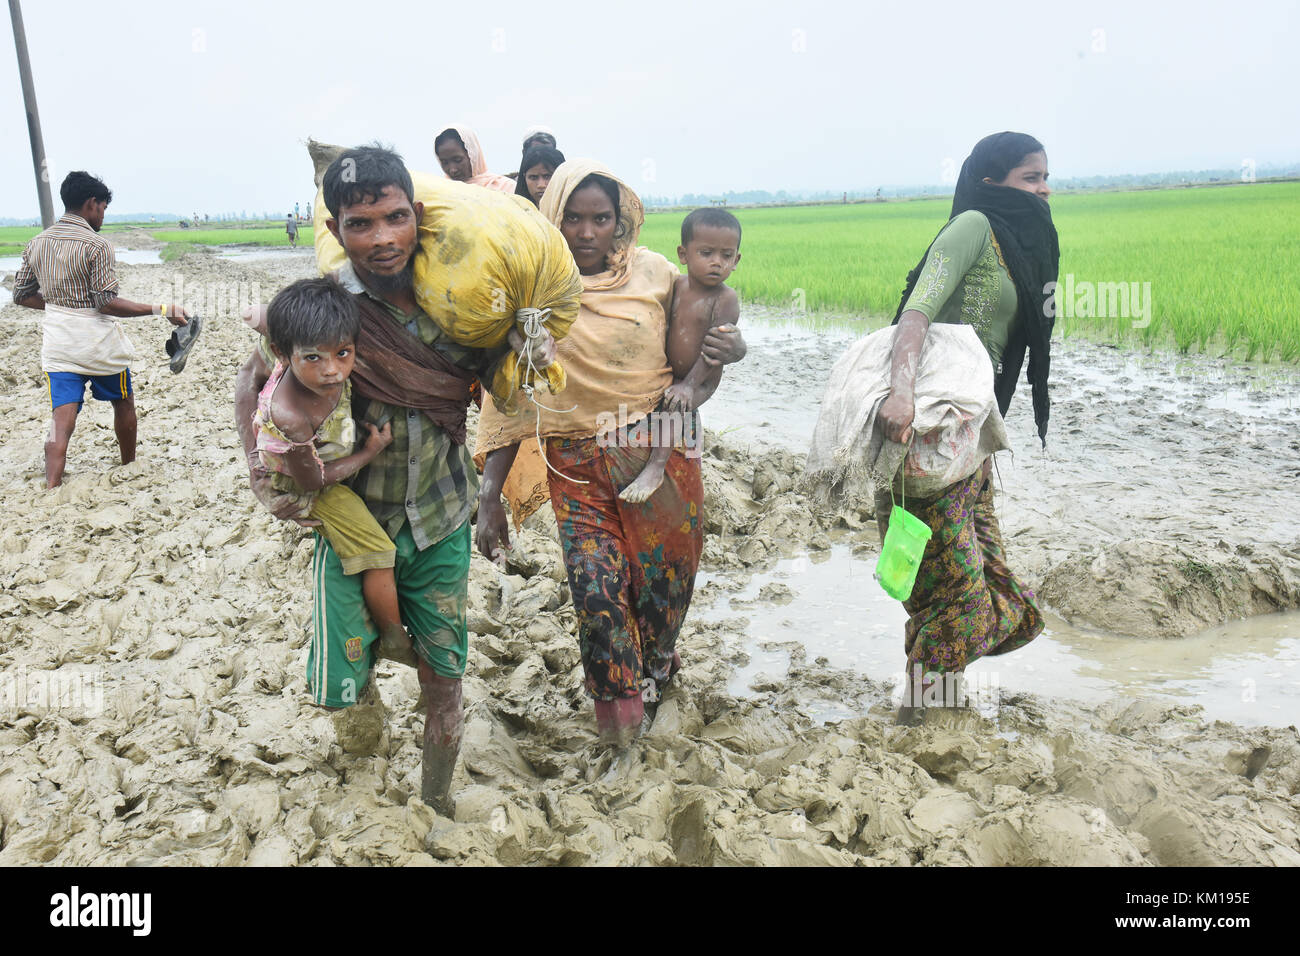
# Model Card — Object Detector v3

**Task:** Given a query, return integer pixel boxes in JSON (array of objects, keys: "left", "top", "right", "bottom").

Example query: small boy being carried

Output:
[
  {"left": 619, "top": 208, "right": 742, "bottom": 503},
  {"left": 252, "top": 278, "right": 413, "bottom": 665}
]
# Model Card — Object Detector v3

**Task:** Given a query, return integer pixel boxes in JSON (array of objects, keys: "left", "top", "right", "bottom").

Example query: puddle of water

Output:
[
  {"left": 700, "top": 316, "right": 864, "bottom": 452},
  {"left": 1063, "top": 351, "right": 1300, "bottom": 420},
  {"left": 1, "top": 254, "right": 25, "bottom": 305},
  {"left": 702, "top": 542, "right": 1300, "bottom": 727},
  {"left": 216, "top": 246, "right": 312, "bottom": 262},
  {"left": 113, "top": 248, "right": 162, "bottom": 265}
]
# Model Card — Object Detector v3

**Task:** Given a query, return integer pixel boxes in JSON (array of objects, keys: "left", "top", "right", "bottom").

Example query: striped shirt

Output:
[
  {"left": 12, "top": 214, "right": 119, "bottom": 310},
  {"left": 259, "top": 261, "right": 509, "bottom": 550}
]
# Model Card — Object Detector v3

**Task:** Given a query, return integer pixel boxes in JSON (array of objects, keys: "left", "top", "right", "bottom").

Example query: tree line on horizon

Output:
[
  {"left": 643, "top": 162, "right": 1300, "bottom": 208},
  {"left": 2, "top": 163, "right": 1297, "bottom": 225}
]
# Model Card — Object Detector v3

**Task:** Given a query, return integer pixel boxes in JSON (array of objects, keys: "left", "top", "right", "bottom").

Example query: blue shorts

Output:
[{"left": 46, "top": 370, "right": 133, "bottom": 411}]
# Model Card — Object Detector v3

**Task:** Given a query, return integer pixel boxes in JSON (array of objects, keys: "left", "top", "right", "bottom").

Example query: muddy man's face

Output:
[{"left": 326, "top": 185, "right": 423, "bottom": 288}]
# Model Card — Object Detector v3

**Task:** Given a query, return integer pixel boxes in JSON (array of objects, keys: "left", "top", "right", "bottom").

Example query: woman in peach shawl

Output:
[
  {"left": 434, "top": 124, "right": 515, "bottom": 193},
  {"left": 475, "top": 160, "right": 745, "bottom": 744}
]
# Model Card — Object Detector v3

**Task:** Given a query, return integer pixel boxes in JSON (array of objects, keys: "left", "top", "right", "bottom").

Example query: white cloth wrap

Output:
[
  {"left": 41, "top": 303, "right": 138, "bottom": 375},
  {"left": 804, "top": 323, "right": 1010, "bottom": 504}
]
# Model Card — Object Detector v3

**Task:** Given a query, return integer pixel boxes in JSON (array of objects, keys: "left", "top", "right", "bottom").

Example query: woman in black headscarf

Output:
[{"left": 876, "top": 131, "right": 1060, "bottom": 724}]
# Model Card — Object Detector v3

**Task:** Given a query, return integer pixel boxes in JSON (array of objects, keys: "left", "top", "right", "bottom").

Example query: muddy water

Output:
[
  {"left": 709, "top": 542, "right": 1300, "bottom": 727},
  {"left": 701, "top": 317, "right": 863, "bottom": 453},
  {"left": 216, "top": 247, "right": 311, "bottom": 263}
]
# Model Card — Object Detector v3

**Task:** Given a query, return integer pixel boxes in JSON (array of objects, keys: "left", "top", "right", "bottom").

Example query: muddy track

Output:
[{"left": 0, "top": 252, "right": 1297, "bottom": 866}]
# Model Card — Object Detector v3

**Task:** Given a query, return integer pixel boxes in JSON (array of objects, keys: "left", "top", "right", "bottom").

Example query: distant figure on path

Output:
[
  {"left": 285, "top": 214, "right": 299, "bottom": 248},
  {"left": 509, "top": 126, "right": 560, "bottom": 180},
  {"left": 12, "top": 171, "right": 190, "bottom": 488}
]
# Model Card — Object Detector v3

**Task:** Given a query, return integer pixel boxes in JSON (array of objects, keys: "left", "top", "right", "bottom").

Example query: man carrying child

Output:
[{"left": 234, "top": 145, "right": 554, "bottom": 817}]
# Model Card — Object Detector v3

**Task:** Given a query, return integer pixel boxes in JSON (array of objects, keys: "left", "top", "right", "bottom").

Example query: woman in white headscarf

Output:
[{"left": 434, "top": 124, "right": 515, "bottom": 193}]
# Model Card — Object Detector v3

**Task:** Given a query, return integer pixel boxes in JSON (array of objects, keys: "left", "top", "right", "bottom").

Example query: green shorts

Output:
[{"left": 307, "top": 520, "right": 470, "bottom": 707}]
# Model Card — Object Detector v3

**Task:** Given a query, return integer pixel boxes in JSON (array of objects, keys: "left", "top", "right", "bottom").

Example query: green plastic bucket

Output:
[{"left": 875, "top": 505, "right": 933, "bottom": 602}]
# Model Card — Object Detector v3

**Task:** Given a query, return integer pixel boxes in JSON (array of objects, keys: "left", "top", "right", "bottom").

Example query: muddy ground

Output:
[{"left": 0, "top": 250, "right": 1297, "bottom": 866}]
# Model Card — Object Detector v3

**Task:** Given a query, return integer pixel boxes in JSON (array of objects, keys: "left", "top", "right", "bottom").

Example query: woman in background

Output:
[
  {"left": 434, "top": 125, "right": 515, "bottom": 193},
  {"left": 521, "top": 124, "right": 557, "bottom": 152},
  {"left": 514, "top": 145, "right": 566, "bottom": 207}
]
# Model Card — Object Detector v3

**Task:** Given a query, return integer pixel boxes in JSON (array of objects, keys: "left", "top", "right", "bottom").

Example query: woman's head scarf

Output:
[
  {"left": 894, "top": 131, "right": 1060, "bottom": 446},
  {"left": 540, "top": 158, "right": 645, "bottom": 290},
  {"left": 476, "top": 159, "right": 674, "bottom": 526},
  {"left": 522, "top": 124, "right": 557, "bottom": 149},
  {"left": 436, "top": 124, "right": 515, "bottom": 193}
]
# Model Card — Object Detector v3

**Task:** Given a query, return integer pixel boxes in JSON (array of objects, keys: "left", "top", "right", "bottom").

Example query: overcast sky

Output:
[{"left": 2, "top": 0, "right": 1297, "bottom": 217}]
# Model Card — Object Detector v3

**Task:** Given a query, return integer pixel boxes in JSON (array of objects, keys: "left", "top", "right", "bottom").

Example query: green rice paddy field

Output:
[
  {"left": 0, "top": 222, "right": 296, "bottom": 258},
  {"left": 641, "top": 182, "right": 1300, "bottom": 361},
  {"left": 5, "top": 182, "right": 1297, "bottom": 359}
]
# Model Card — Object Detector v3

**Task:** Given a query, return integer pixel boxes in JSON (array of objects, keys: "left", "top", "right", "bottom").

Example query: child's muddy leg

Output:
[
  {"left": 364, "top": 567, "right": 415, "bottom": 667},
  {"left": 619, "top": 443, "right": 671, "bottom": 503},
  {"left": 621, "top": 408, "right": 680, "bottom": 505}
]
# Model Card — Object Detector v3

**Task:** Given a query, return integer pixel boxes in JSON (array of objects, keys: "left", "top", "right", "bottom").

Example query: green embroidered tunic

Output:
[{"left": 900, "top": 210, "right": 1019, "bottom": 370}]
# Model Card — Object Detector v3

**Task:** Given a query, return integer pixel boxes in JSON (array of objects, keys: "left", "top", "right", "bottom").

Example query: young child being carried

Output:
[
  {"left": 253, "top": 278, "right": 413, "bottom": 665},
  {"left": 619, "top": 208, "right": 742, "bottom": 503}
]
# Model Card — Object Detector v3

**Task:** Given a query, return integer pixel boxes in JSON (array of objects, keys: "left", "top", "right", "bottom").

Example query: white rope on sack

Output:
[{"left": 515, "top": 306, "right": 588, "bottom": 485}]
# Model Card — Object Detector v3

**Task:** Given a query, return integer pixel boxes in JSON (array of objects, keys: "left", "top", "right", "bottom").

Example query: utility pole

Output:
[{"left": 9, "top": 0, "right": 54, "bottom": 227}]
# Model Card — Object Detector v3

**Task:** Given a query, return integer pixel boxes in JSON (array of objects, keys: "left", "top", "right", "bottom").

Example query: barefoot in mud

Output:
[
  {"left": 619, "top": 460, "right": 666, "bottom": 503},
  {"left": 330, "top": 677, "right": 388, "bottom": 755}
]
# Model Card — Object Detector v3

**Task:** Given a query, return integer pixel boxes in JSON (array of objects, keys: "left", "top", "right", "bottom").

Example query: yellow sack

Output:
[{"left": 311, "top": 156, "right": 581, "bottom": 414}]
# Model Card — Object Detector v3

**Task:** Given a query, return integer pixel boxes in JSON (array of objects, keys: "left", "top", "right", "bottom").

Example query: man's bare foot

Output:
[{"left": 619, "top": 468, "right": 664, "bottom": 504}]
